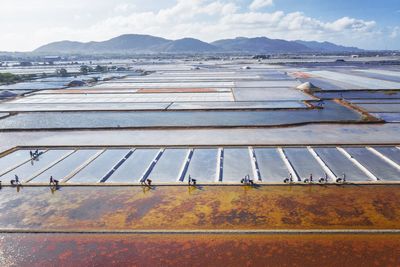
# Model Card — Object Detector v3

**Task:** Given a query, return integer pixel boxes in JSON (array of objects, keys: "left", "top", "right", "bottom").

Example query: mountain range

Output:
[{"left": 34, "top": 34, "right": 363, "bottom": 54}]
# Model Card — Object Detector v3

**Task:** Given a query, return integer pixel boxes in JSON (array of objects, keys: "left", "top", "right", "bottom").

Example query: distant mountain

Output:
[
  {"left": 90, "top": 34, "right": 171, "bottom": 52},
  {"left": 35, "top": 34, "right": 171, "bottom": 54},
  {"left": 212, "top": 37, "right": 311, "bottom": 53},
  {"left": 295, "top": 40, "right": 363, "bottom": 53},
  {"left": 35, "top": 41, "right": 88, "bottom": 53},
  {"left": 34, "top": 34, "right": 364, "bottom": 54},
  {"left": 159, "top": 38, "right": 220, "bottom": 53}
]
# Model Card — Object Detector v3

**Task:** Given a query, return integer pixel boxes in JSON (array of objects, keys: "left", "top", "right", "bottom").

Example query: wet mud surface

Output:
[
  {"left": 0, "top": 185, "right": 400, "bottom": 230},
  {"left": 0, "top": 234, "right": 399, "bottom": 267}
]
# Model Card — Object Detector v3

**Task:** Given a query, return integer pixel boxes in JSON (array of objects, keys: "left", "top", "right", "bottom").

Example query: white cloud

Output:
[
  {"left": 249, "top": 0, "right": 273, "bottom": 11},
  {"left": 0, "top": 0, "right": 384, "bottom": 51},
  {"left": 390, "top": 26, "right": 400, "bottom": 38},
  {"left": 114, "top": 3, "right": 137, "bottom": 13},
  {"left": 325, "top": 17, "right": 376, "bottom": 32}
]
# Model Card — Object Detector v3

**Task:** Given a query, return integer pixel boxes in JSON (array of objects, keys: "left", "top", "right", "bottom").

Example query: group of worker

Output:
[
  {"left": 5, "top": 175, "right": 59, "bottom": 187},
  {"left": 2, "top": 172, "right": 349, "bottom": 186},
  {"left": 0, "top": 173, "right": 349, "bottom": 188},
  {"left": 240, "top": 175, "right": 254, "bottom": 185},
  {"left": 283, "top": 173, "right": 347, "bottom": 184}
]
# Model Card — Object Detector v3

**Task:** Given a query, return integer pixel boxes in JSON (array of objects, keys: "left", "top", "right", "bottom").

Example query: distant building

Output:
[
  {"left": 19, "top": 61, "right": 32, "bottom": 67},
  {"left": 44, "top": 56, "right": 62, "bottom": 63},
  {"left": 252, "top": 55, "right": 270, "bottom": 60},
  {"left": 44, "top": 56, "right": 61, "bottom": 60}
]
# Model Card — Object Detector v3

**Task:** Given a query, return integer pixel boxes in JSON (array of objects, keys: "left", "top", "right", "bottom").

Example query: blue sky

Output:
[
  {"left": 0, "top": 0, "right": 398, "bottom": 51},
  {"left": 265, "top": 0, "right": 399, "bottom": 22}
]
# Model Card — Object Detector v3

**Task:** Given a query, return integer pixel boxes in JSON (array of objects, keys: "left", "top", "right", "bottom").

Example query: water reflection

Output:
[
  {"left": 50, "top": 185, "right": 61, "bottom": 194},
  {"left": 0, "top": 233, "right": 399, "bottom": 266},
  {"left": 187, "top": 185, "right": 204, "bottom": 195},
  {"left": 141, "top": 185, "right": 156, "bottom": 194},
  {"left": 0, "top": 101, "right": 363, "bottom": 130}
]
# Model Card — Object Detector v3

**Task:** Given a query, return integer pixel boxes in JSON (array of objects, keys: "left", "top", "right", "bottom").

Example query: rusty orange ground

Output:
[
  {"left": 0, "top": 234, "right": 399, "bottom": 267},
  {"left": 290, "top": 71, "right": 313, "bottom": 79},
  {"left": 0, "top": 185, "right": 400, "bottom": 230}
]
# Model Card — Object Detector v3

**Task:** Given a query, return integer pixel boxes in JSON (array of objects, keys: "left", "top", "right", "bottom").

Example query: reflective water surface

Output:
[{"left": 0, "top": 234, "right": 399, "bottom": 267}]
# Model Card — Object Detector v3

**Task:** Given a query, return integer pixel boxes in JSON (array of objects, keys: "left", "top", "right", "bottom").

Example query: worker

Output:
[
  {"left": 304, "top": 174, "right": 313, "bottom": 184},
  {"left": 283, "top": 173, "right": 293, "bottom": 184},
  {"left": 318, "top": 173, "right": 328, "bottom": 184},
  {"left": 32, "top": 149, "right": 40, "bottom": 160},
  {"left": 10, "top": 175, "right": 20, "bottom": 186},
  {"left": 50, "top": 176, "right": 59, "bottom": 186},
  {"left": 188, "top": 175, "right": 197, "bottom": 186},
  {"left": 336, "top": 173, "right": 346, "bottom": 183},
  {"left": 241, "top": 175, "right": 253, "bottom": 185}
]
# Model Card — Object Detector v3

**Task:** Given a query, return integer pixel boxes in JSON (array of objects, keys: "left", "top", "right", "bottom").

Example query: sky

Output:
[{"left": 0, "top": 0, "right": 399, "bottom": 51}]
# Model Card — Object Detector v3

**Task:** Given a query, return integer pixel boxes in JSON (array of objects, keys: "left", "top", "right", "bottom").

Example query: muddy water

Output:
[
  {"left": 0, "top": 185, "right": 400, "bottom": 230},
  {"left": 0, "top": 234, "right": 399, "bottom": 266}
]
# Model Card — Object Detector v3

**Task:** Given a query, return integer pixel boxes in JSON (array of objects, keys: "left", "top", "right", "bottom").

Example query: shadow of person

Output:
[
  {"left": 141, "top": 185, "right": 156, "bottom": 194},
  {"left": 188, "top": 184, "right": 204, "bottom": 195},
  {"left": 242, "top": 183, "right": 261, "bottom": 192}
]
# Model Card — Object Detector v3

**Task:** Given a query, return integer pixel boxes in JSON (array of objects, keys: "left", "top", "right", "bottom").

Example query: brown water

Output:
[
  {"left": 0, "top": 185, "right": 399, "bottom": 230},
  {"left": 0, "top": 234, "right": 399, "bottom": 267}
]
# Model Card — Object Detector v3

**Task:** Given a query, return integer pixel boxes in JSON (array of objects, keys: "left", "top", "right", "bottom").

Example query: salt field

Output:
[
  {"left": 0, "top": 59, "right": 399, "bottom": 152},
  {"left": 0, "top": 146, "right": 399, "bottom": 184},
  {"left": 0, "top": 101, "right": 362, "bottom": 130},
  {"left": 1, "top": 56, "right": 400, "bottom": 266},
  {"left": 372, "top": 113, "right": 400, "bottom": 122},
  {"left": 305, "top": 70, "right": 400, "bottom": 90},
  {"left": 11, "top": 91, "right": 235, "bottom": 103},
  {"left": 1, "top": 0, "right": 400, "bottom": 264}
]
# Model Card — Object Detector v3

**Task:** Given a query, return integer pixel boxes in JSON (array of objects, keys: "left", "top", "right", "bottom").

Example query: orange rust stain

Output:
[
  {"left": 291, "top": 72, "right": 313, "bottom": 79},
  {"left": 0, "top": 234, "right": 399, "bottom": 266},
  {"left": 0, "top": 186, "right": 400, "bottom": 230}
]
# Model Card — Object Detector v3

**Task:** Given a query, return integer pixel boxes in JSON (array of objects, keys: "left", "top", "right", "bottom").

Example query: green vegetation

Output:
[
  {"left": 80, "top": 65, "right": 109, "bottom": 74},
  {"left": 80, "top": 65, "right": 92, "bottom": 74},
  {"left": 0, "top": 72, "right": 21, "bottom": 84},
  {"left": 55, "top": 68, "right": 68, "bottom": 77},
  {"left": 95, "top": 65, "right": 108, "bottom": 72}
]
